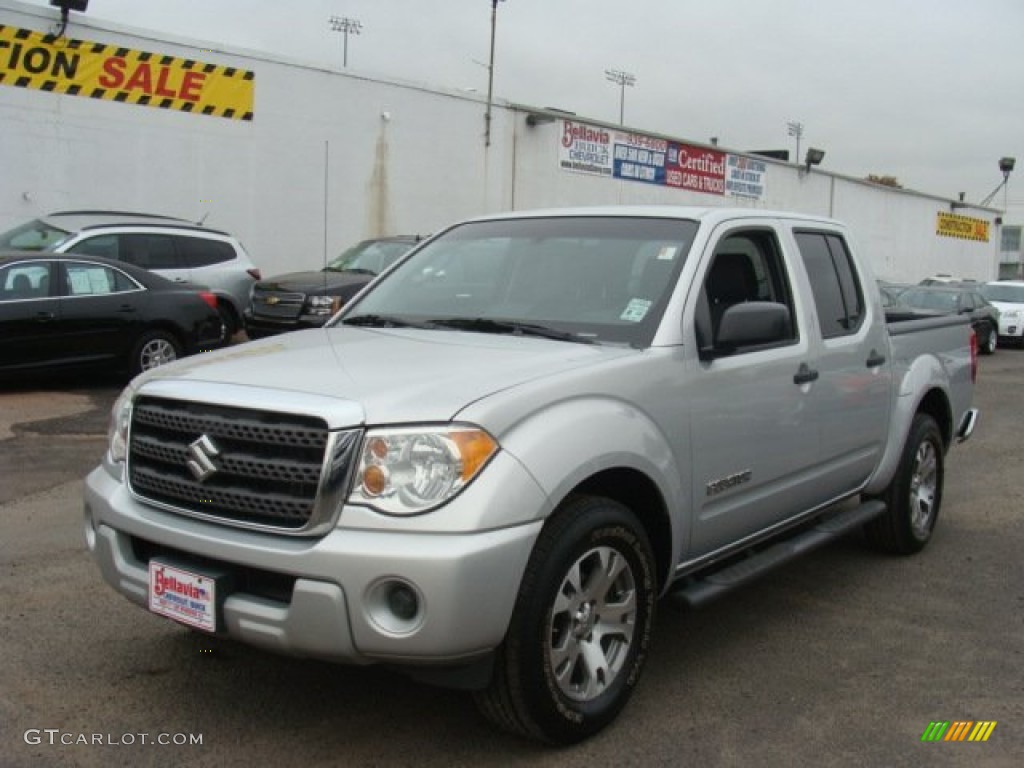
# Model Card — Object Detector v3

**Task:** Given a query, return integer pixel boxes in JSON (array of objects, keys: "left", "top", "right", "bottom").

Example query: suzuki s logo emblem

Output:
[{"left": 187, "top": 435, "right": 221, "bottom": 482}]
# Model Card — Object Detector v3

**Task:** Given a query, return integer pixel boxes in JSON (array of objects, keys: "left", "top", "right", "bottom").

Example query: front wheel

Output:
[
  {"left": 474, "top": 496, "right": 656, "bottom": 744},
  {"left": 864, "top": 413, "right": 944, "bottom": 554}
]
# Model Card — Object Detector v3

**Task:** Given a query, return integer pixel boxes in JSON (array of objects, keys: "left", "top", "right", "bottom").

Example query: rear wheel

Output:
[
  {"left": 217, "top": 301, "right": 239, "bottom": 339},
  {"left": 474, "top": 496, "right": 656, "bottom": 744},
  {"left": 864, "top": 413, "right": 944, "bottom": 554},
  {"left": 131, "top": 330, "right": 182, "bottom": 375}
]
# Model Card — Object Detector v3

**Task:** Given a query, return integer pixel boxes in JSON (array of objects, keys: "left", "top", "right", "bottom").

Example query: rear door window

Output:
[
  {"left": 795, "top": 231, "right": 864, "bottom": 338},
  {"left": 118, "top": 234, "right": 180, "bottom": 270},
  {"left": 64, "top": 262, "right": 139, "bottom": 295}
]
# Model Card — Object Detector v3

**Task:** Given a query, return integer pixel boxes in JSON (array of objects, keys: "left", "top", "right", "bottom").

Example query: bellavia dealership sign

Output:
[{"left": 0, "top": 24, "right": 253, "bottom": 120}]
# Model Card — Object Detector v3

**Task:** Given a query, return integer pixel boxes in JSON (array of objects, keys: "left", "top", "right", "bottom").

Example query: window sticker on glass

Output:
[
  {"left": 656, "top": 245, "right": 678, "bottom": 261},
  {"left": 621, "top": 298, "right": 652, "bottom": 322}
]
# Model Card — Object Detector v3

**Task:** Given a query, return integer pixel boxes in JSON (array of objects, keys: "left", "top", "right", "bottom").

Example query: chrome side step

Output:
[{"left": 669, "top": 500, "right": 886, "bottom": 609}]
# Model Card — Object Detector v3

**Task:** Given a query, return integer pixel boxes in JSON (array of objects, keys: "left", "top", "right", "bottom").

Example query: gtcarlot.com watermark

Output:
[{"left": 24, "top": 729, "right": 203, "bottom": 747}]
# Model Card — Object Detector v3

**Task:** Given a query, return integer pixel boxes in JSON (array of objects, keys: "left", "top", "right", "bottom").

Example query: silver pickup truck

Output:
[{"left": 84, "top": 207, "right": 977, "bottom": 744}]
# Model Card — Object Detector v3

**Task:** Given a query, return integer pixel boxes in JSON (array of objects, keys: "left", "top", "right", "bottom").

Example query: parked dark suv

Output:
[
  {"left": 0, "top": 211, "right": 261, "bottom": 336},
  {"left": 245, "top": 235, "right": 421, "bottom": 338}
]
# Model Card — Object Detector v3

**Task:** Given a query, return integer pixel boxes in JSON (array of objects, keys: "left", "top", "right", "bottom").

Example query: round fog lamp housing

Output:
[{"left": 365, "top": 578, "right": 425, "bottom": 635}]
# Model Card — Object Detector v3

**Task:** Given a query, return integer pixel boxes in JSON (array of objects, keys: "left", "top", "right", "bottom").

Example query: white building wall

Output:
[{"left": 0, "top": 0, "right": 999, "bottom": 283}]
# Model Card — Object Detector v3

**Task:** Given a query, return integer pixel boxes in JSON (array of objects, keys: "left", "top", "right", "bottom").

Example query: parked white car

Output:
[{"left": 979, "top": 281, "right": 1024, "bottom": 345}]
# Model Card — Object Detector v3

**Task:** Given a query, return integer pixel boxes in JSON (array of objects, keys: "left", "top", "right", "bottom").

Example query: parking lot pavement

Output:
[
  {"left": 1, "top": 355, "right": 1022, "bottom": 766},
  {"left": 0, "top": 383, "right": 118, "bottom": 505}
]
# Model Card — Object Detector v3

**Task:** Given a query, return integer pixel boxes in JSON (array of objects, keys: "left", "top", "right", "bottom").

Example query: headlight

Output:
[
  {"left": 107, "top": 386, "right": 135, "bottom": 463},
  {"left": 349, "top": 426, "right": 498, "bottom": 515},
  {"left": 305, "top": 295, "right": 343, "bottom": 316}
]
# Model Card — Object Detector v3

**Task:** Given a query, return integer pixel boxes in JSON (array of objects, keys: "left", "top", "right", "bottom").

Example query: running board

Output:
[{"left": 669, "top": 500, "right": 886, "bottom": 609}]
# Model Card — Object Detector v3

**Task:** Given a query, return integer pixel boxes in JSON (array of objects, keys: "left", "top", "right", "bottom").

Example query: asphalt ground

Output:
[{"left": 0, "top": 349, "right": 1022, "bottom": 767}]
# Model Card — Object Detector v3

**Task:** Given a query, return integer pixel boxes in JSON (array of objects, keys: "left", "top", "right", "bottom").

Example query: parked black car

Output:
[
  {"left": 245, "top": 235, "right": 421, "bottom": 338},
  {"left": 0, "top": 211, "right": 262, "bottom": 337},
  {"left": 0, "top": 252, "right": 225, "bottom": 380},
  {"left": 898, "top": 284, "right": 1000, "bottom": 354}
]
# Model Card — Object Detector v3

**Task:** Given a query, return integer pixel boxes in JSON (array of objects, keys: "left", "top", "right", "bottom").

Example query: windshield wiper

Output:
[
  {"left": 324, "top": 266, "right": 376, "bottom": 274},
  {"left": 429, "top": 317, "right": 595, "bottom": 344},
  {"left": 342, "top": 314, "right": 436, "bottom": 329}
]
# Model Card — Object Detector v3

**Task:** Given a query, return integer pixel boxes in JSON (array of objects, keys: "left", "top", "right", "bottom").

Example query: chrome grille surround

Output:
[{"left": 126, "top": 395, "right": 361, "bottom": 535}]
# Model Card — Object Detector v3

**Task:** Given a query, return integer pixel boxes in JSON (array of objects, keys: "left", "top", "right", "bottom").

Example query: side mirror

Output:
[{"left": 701, "top": 302, "right": 792, "bottom": 360}]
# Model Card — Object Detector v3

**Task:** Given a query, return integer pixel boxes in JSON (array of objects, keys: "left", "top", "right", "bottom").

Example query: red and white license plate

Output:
[{"left": 148, "top": 560, "right": 218, "bottom": 633}]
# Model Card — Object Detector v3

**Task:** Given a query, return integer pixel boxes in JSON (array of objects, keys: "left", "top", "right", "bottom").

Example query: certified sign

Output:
[{"left": 148, "top": 561, "right": 218, "bottom": 632}]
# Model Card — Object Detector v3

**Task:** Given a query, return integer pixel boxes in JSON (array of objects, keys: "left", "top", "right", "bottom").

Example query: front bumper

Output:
[
  {"left": 997, "top": 317, "right": 1024, "bottom": 340},
  {"left": 243, "top": 311, "right": 329, "bottom": 339},
  {"left": 84, "top": 461, "right": 544, "bottom": 666}
]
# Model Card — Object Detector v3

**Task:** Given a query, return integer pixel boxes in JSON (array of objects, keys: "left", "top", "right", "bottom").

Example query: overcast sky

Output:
[{"left": 20, "top": 0, "right": 1024, "bottom": 218}]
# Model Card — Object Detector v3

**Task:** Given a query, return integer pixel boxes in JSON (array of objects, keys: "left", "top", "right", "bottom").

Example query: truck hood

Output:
[
  {"left": 137, "top": 327, "right": 636, "bottom": 425},
  {"left": 985, "top": 299, "right": 1019, "bottom": 314},
  {"left": 256, "top": 270, "right": 372, "bottom": 295}
]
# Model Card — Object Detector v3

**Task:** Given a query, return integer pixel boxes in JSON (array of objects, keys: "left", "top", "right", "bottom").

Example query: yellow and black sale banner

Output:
[
  {"left": 0, "top": 25, "right": 253, "bottom": 121},
  {"left": 936, "top": 211, "right": 990, "bottom": 243}
]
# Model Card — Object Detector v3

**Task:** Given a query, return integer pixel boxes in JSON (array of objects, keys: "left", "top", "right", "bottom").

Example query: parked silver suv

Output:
[{"left": 0, "top": 211, "right": 261, "bottom": 335}]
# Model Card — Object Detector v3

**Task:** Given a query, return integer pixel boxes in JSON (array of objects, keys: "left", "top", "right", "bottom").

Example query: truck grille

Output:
[
  {"left": 251, "top": 290, "right": 304, "bottom": 320},
  {"left": 127, "top": 396, "right": 361, "bottom": 534}
]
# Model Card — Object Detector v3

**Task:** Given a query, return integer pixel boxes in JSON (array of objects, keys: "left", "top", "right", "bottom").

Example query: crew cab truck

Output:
[{"left": 84, "top": 207, "right": 977, "bottom": 745}]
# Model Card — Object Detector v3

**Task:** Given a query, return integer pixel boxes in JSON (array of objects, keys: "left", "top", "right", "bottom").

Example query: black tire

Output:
[
  {"left": 864, "top": 413, "right": 944, "bottom": 554},
  {"left": 474, "top": 495, "right": 656, "bottom": 745},
  {"left": 130, "top": 329, "right": 183, "bottom": 375},
  {"left": 982, "top": 323, "right": 997, "bottom": 355},
  {"left": 217, "top": 301, "right": 239, "bottom": 339}
]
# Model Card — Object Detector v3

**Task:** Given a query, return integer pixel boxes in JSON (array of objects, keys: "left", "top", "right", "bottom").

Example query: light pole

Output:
[
  {"left": 605, "top": 69, "right": 636, "bottom": 125},
  {"left": 484, "top": 0, "right": 506, "bottom": 147},
  {"left": 787, "top": 121, "right": 803, "bottom": 165},
  {"left": 980, "top": 157, "right": 1016, "bottom": 208},
  {"left": 328, "top": 15, "right": 362, "bottom": 68}
]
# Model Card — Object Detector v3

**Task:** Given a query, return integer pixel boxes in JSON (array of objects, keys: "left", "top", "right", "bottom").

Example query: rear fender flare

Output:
[{"left": 864, "top": 355, "right": 952, "bottom": 495}]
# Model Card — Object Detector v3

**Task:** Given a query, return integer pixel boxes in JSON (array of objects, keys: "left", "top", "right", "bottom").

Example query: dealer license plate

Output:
[{"left": 148, "top": 560, "right": 218, "bottom": 633}]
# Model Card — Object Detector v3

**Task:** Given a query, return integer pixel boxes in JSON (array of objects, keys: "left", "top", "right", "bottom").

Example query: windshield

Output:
[
  {"left": 326, "top": 239, "right": 416, "bottom": 274},
  {"left": 0, "top": 219, "right": 69, "bottom": 251},
  {"left": 900, "top": 288, "right": 959, "bottom": 312},
  {"left": 337, "top": 216, "right": 699, "bottom": 347},
  {"left": 979, "top": 283, "right": 1024, "bottom": 303}
]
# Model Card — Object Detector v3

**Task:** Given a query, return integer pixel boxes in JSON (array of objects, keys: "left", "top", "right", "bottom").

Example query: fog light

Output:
[
  {"left": 387, "top": 583, "right": 419, "bottom": 621},
  {"left": 365, "top": 578, "right": 425, "bottom": 635}
]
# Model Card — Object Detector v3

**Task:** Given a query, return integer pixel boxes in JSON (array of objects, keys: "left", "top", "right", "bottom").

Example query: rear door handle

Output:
[
  {"left": 793, "top": 363, "right": 819, "bottom": 385},
  {"left": 34, "top": 311, "right": 56, "bottom": 322}
]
